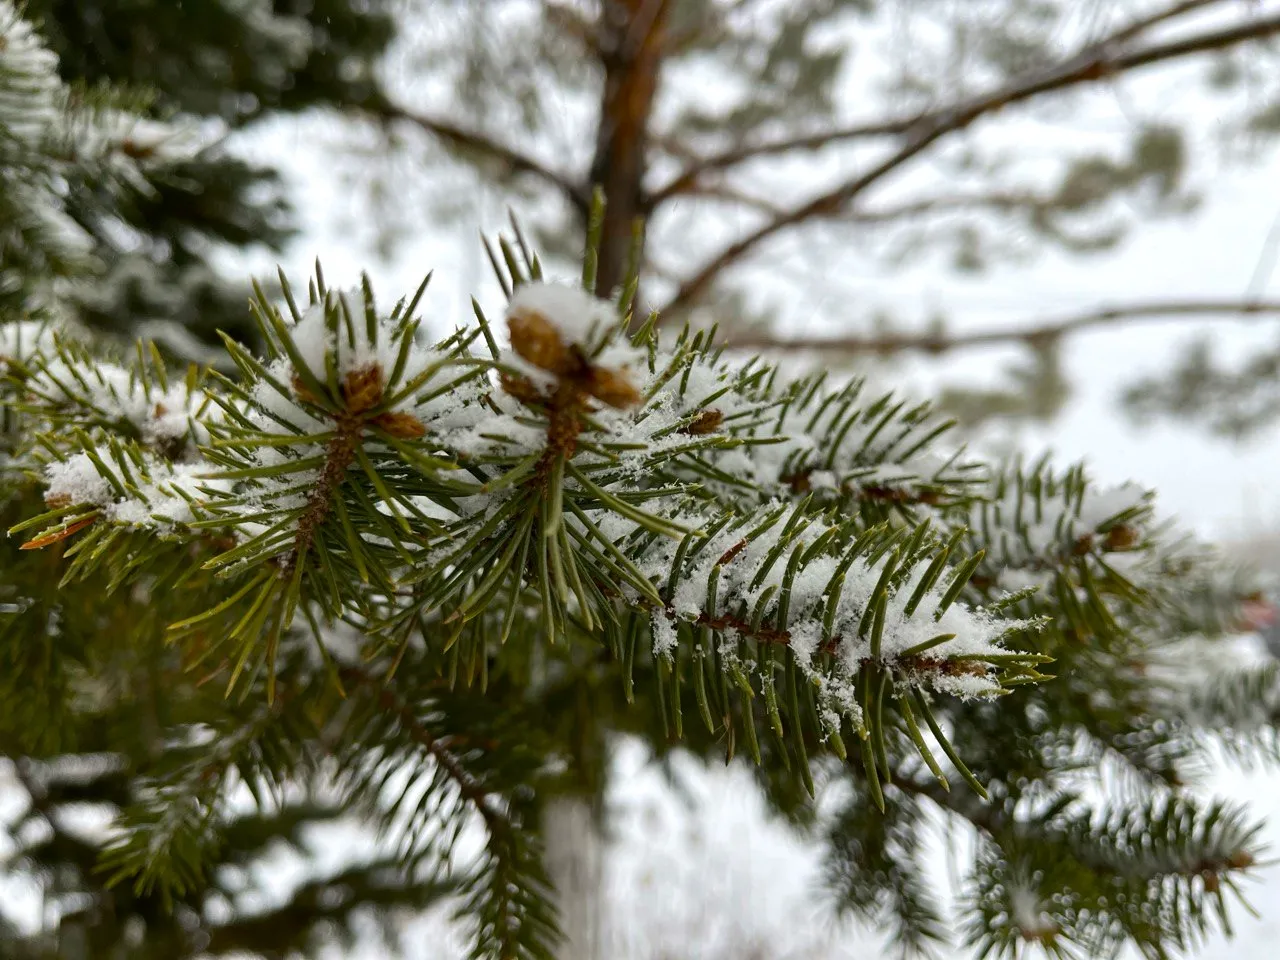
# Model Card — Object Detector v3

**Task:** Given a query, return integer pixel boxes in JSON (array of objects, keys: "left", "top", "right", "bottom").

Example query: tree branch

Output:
[
  {"left": 661, "top": 10, "right": 1280, "bottom": 314},
  {"left": 364, "top": 101, "right": 589, "bottom": 215},
  {"left": 649, "top": 118, "right": 913, "bottom": 207},
  {"left": 722, "top": 300, "right": 1280, "bottom": 355},
  {"left": 649, "top": 0, "right": 1231, "bottom": 207}
]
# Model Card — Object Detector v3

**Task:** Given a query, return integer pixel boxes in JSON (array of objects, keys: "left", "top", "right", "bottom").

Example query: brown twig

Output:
[
  {"left": 365, "top": 101, "right": 589, "bottom": 215},
  {"left": 589, "top": 0, "right": 671, "bottom": 296},
  {"left": 661, "top": 10, "right": 1280, "bottom": 313},
  {"left": 338, "top": 665, "right": 502, "bottom": 820},
  {"left": 648, "top": 0, "right": 1232, "bottom": 207},
  {"left": 721, "top": 299, "right": 1280, "bottom": 356}
]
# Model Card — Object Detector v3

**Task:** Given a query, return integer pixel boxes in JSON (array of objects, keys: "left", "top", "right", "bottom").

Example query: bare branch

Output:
[
  {"left": 1105, "top": 0, "right": 1228, "bottom": 46},
  {"left": 721, "top": 300, "right": 1280, "bottom": 355},
  {"left": 674, "top": 185, "right": 1053, "bottom": 222},
  {"left": 365, "top": 101, "right": 589, "bottom": 215},
  {"left": 661, "top": 10, "right": 1280, "bottom": 314},
  {"left": 649, "top": 118, "right": 913, "bottom": 207},
  {"left": 649, "top": 0, "right": 1231, "bottom": 207}
]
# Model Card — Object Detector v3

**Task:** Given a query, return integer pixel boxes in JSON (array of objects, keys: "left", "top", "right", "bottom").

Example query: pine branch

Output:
[
  {"left": 10, "top": 204, "right": 1270, "bottom": 960},
  {"left": 364, "top": 100, "right": 589, "bottom": 215},
  {"left": 649, "top": 0, "right": 1228, "bottom": 208},
  {"left": 722, "top": 299, "right": 1280, "bottom": 356},
  {"left": 336, "top": 664, "right": 560, "bottom": 960},
  {"left": 661, "top": 9, "right": 1280, "bottom": 313}
]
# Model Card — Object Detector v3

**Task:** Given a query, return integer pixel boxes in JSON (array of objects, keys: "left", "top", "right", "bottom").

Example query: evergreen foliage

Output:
[
  {"left": 6, "top": 5, "right": 1280, "bottom": 960},
  {"left": 18, "top": 0, "right": 394, "bottom": 351}
]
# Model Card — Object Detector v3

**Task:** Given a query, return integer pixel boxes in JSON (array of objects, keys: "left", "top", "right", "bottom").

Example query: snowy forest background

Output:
[{"left": 8, "top": 1, "right": 1280, "bottom": 957}]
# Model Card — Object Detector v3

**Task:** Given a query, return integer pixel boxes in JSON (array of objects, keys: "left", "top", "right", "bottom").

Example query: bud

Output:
[
  {"left": 371, "top": 410, "right": 427, "bottom": 439},
  {"left": 1226, "top": 850, "right": 1255, "bottom": 870},
  {"left": 343, "top": 365, "right": 384, "bottom": 413},
  {"left": 499, "top": 371, "right": 546, "bottom": 407},
  {"left": 508, "top": 309, "right": 571, "bottom": 374},
  {"left": 586, "top": 365, "right": 640, "bottom": 409},
  {"left": 1103, "top": 524, "right": 1140, "bottom": 551},
  {"left": 681, "top": 409, "right": 723, "bottom": 435},
  {"left": 291, "top": 373, "right": 319, "bottom": 405}
]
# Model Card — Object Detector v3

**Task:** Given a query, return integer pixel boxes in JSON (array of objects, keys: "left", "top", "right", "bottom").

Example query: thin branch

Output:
[
  {"left": 678, "top": 184, "right": 1048, "bottom": 221},
  {"left": 722, "top": 300, "right": 1280, "bottom": 355},
  {"left": 340, "top": 665, "right": 502, "bottom": 821},
  {"left": 365, "top": 101, "right": 589, "bottom": 215},
  {"left": 650, "top": 118, "right": 914, "bottom": 207},
  {"left": 661, "top": 10, "right": 1280, "bottom": 313},
  {"left": 649, "top": 0, "right": 1231, "bottom": 206},
  {"left": 1105, "top": 0, "right": 1227, "bottom": 46}
]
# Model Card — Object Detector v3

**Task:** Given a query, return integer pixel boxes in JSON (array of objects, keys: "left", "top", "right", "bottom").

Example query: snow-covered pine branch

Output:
[
  {"left": 0, "top": 0, "right": 193, "bottom": 322},
  {"left": 8, "top": 240, "right": 1057, "bottom": 806},
  {"left": 4, "top": 208, "right": 1271, "bottom": 958}
]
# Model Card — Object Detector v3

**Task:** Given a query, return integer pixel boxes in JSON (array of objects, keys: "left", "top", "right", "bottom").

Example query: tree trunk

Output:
[
  {"left": 543, "top": 795, "right": 606, "bottom": 960},
  {"left": 589, "top": 0, "right": 668, "bottom": 302}
]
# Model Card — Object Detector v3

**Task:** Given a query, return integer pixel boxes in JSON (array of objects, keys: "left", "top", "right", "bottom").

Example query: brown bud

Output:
[
  {"left": 291, "top": 373, "right": 319, "bottom": 405},
  {"left": 44, "top": 492, "right": 72, "bottom": 509},
  {"left": 508, "top": 309, "right": 570, "bottom": 374},
  {"left": 343, "top": 364, "right": 384, "bottom": 413},
  {"left": 1227, "top": 850, "right": 1255, "bottom": 870},
  {"left": 1103, "top": 524, "right": 1140, "bottom": 552},
  {"left": 371, "top": 410, "right": 427, "bottom": 439},
  {"left": 1072, "top": 533, "right": 1095, "bottom": 555},
  {"left": 586, "top": 366, "right": 641, "bottom": 409},
  {"left": 681, "top": 409, "right": 723, "bottom": 435},
  {"left": 120, "top": 137, "right": 157, "bottom": 160},
  {"left": 499, "top": 371, "right": 546, "bottom": 407},
  {"left": 1201, "top": 870, "right": 1220, "bottom": 893}
]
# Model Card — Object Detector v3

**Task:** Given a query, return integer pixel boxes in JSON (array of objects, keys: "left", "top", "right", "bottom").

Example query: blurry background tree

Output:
[
  {"left": 1, "top": 2, "right": 464, "bottom": 957},
  {"left": 19, "top": 0, "right": 395, "bottom": 351},
  {"left": 344, "top": 0, "right": 1280, "bottom": 433},
  {"left": 8, "top": 2, "right": 1280, "bottom": 959},
  {"left": 336, "top": 3, "right": 1280, "bottom": 954}
]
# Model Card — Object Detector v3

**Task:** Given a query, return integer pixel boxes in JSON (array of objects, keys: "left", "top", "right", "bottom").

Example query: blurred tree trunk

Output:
[
  {"left": 589, "top": 0, "right": 668, "bottom": 302},
  {"left": 543, "top": 796, "right": 605, "bottom": 960},
  {"left": 544, "top": 7, "right": 670, "bottom": 955}
]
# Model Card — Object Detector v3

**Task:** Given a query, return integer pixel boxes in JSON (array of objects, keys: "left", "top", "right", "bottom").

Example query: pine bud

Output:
[
  {"left": 499, "top": 371, "right": 546, "bottom": 407},
  {"left": 586, "top": 365, "right": 640, "bottom": 409},
  {"left": 343, "top": 365, "right": 384, "bottom": 413},
  {"left": 681, "top": 409, "right": 723, "bottom": 435},
  {"left": 1103, "top": 524, "right": 1139, "bottom": 551},
  {"left": 291, "top": 373, "right": 318, "bottom": 405},
  {"left": 1227, "top": 850, "right": 1255, "bottom": 870},
  {"left": 508, "top": 309, "right": 571, "bottom": 374},
  {"left": 371, "top": 410, "right": 427, "bottom": 439}
]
